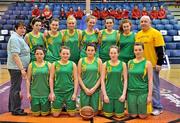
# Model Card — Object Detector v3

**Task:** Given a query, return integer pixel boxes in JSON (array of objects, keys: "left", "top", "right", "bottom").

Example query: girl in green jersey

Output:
[
  {"left": 44, "top": 18, "right": 63, "bottom": 63},
  {"left": 25, "top": 19, "right": 45, "bottom": 61},
  {"left": 80, "top": 15, "right": 100, "bottom": 58},
  {"left": 127, "top": 42, "right": 153, "bottom": 119},
  {"left": 101, "top": 45, "right": 127, "bottom": 118},
  {"left": 118, "top": 19, "right": 135, "bottom": 63},
  {"left": 62, "top": 15, "right": 82, "bottom": 64},
  {"left": 49, "top": 46, "right": 78, "bottom": 117},
  {"left": 26, "top": 46, "right": 51, "bottom": 116},
  {"left": 78, "top": 43, "right": 102, "bottom": 115},
  {"left": 99, "top": 16, "right": 120, "bottom": 62}
]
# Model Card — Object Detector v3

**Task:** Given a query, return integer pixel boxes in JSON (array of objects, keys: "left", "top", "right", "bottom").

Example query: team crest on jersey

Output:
[
  {"left": 47, "top": 37, "right": 53, "bottom": 44},
  {"left": 56, "top": 64, "right": 61, "bottom": 71},
  {"left": 33, "top": 67, "right": 37, "bottom": 74},
  {"left": 82, "top": 64, "right": 86, "bottom": 71},
  {"left": 107, "top": 66, "right": 112, "bottom": 72},
  {"left": 129, "top": 63, "right": 134, "bottom": 70},
  {"left": 102, "top": 35, "right": 106, "bottom": 40}
]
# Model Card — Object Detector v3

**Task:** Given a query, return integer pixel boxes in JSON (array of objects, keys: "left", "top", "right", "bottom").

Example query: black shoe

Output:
[{"left": 12, "top": 111, "right": 28, "bottom": 116}]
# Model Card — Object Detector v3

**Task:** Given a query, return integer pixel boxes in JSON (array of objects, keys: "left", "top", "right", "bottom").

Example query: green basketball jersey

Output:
[
  {"left": 45, "top": 32, "right": 63, "bottom": 63},
  {"left": 81, "top": 57, "right": 100, "bottom": 89},
  {"left": 63, "top": 29, "right": 80, "bottom": 64},
  {"left": 27, "top": 32, "right": 45, "bottom": 61},
  {"left": 30, "top": 61, "right": 50, "bottom": 97},
  {"left": 105, "top": 60, "right": 123, "bottom": 99},
  {"left": 128, "top": 59, "right": 148, "bottom": 94},
  {"left": 99, "top": 29, "right": 119, "bottom": 62},
  {"left": 54, "top": 61, "right": 74, "bottom": 95},
  {"left": 118, "top": 32, "right": 135, "bottom": 63},
  {"left": 80, "top": 30, "right": 99, "bottom": 58}
]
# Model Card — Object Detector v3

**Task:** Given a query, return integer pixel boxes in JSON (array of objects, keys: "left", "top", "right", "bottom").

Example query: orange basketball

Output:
[{"left": 80, "top": 106, "right": 94, "bottom": 120}]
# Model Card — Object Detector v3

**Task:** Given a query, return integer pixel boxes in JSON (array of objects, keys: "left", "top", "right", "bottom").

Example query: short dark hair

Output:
[
  {"left": 50, "top": 18, "right": 59, "bottom": 24},
  {"left": 119, "top": 19, "right": 132, "bottom": 33},
  {"left": 15, "top": 21, "right": 25, "bottom": 30},
  {"left": 34, "top": 46, "right": 46, "bottom": 55},
  {"left": 31, "top": 18, "right": 42, "bottom": 26},
  {"left": 134, "top": 42, "right": 144, "bottom": 49},
  {"left": 60, "top": 46, "right": 70, "bottom": 53},
  {"left": 85, "top": 43, "right": 97, "bottom": 51},
  {"left": 104, "top": 16, "right": 115, "bottom": 24},
  {"left": 109, "top": 45, "right": 120, "bottom": 53}
]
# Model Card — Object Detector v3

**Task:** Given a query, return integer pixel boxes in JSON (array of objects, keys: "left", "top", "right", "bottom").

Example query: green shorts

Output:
[
  {"left": 127, "top": 93, "right": 148, "bottom": 115},
  {"left": 31, "top": 97, "right": 50, "bottom": 116},
  {"left": 52, "top": 91, "right": 76, "bottom": 113},
  {"left": 80, "top": 90, "right": 100, "bottom": 112},
  {"left": 103, "top": 98, "right": 125, "bottom": 117}
]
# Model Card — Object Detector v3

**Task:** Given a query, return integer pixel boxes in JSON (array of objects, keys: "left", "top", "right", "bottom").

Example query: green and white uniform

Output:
[
  {"left": 62, "top": 29, "right": 81, "bottom": 64},
  {"left": 80, "top": 57, "right": 100, "bottom": 112},
  {"left": 99, "top": 29, "right": 119, "bottom": 62},
  {"left": 52, "top": 61, "right": 76, "bottom": 113},
  {"left": 26, "top": 32, "right": 45, "bottom": 61},
  {"left": 80, "top": 30, "right": 99, "bottom": 58},
  {"left": 118, "top": 32, "right": 135, "bottom": 63},
  {"left": 103, "top": 60, "right": 125, "bottom": 117},
  {"left": 30, "top": 61, "right": 50, "bottom": 116},
  {"left": 45, "top": 32, "right": 63, "bottom": 63},
  {"left": 127, "top": 59, "right": 148, "bottom": 115}
]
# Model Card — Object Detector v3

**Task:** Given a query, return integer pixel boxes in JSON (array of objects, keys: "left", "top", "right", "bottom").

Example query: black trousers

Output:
[{"left": 8, "top": 69, "right": 22, "bottom": 112}]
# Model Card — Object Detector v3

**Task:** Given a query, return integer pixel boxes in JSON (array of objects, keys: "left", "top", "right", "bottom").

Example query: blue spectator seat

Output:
[
  {"left": 0, "top": 19, "right": 6, "bottom": 25},
  {"left": 172, "top": 50, "right": 180, "bottom": 57},
  {"left": 7, "top": 20, "right": 15, "bottom": 25},
  {"left": 167, "top": 15, "right": 174, "bottom": 20},
  {"left": 0, "top": 43, "right": 7, "bottom": 50},
  {"left": 161, "top": 19, "right": 169, "bottom": 25},
  {"left": 164, "top": 36, "right": 173, "bottom": 42},
  {"left": 174, "top": 25, "right": 180, "bottom": 30},
  {"left": 132, "top": 24, "right": 138, "bottom": 30},
  {"left": 1, "top": 15, "right": 10, "bottom": 19},
  {"left": 152, "top": 19, "right": 161, "bottom": 25},
  {"left": 169, "top": 19, "right": 178, "bottom": 25},
  {"left": 165, "top": 50, "right": 171, "bottom": 57},
  {"left": 20, "top": 11, "right": 29, "bottom": 15},
  {"left": 176, "top": 43, "right": 180, "bottom": 49},
  {"left": 164, "top": 24, "right": 173, "bottom": 30},
  {"left": 3, "top": 25, "right": 13, "bottom": 30},
  {"left": 13, "top": 10, "right": 20, "bottom": 15},
  {"left": 156, "top": 24, "right": 164, "bottom": 30},
  {"left": 0, "top": 50, "right": 7, "bottom": 58},
  {"left": 53, "top": 11, "right": 59, "bottom": 16},
  {"left": 9, "top": 15, "right": 17, "bottom": 20},
  {"left": 166, "top": 43, "right": 176, "bottom": 49},
  {"left": 168, "top": 30, "right": 178, "bottom": 36},
  {"left": 135, "top": 20, "right": 140, "bottom": 25}
]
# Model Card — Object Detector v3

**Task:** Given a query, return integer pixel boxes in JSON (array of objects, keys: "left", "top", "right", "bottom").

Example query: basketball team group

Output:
[{"left": 7, "top": 14, "right": 165, "bottom": 119}]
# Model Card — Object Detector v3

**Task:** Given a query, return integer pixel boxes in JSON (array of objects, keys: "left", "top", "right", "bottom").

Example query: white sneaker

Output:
[{"left": 151, "top": 109, "right": 163, "bottom": 116}]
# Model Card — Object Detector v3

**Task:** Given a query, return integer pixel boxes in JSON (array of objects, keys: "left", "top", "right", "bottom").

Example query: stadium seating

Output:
[{"left": 0, "top": 1, "right": 180, "bottom": 64}]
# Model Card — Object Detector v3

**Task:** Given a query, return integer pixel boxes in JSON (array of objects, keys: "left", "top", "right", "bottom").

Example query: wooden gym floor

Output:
[{"left": 0, "top": 65, "right": 179, "bottom": 123}]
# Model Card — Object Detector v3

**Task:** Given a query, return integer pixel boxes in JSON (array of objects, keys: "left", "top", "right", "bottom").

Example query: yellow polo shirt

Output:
[{"left": 135, "top": 27, "right": 165, "bottom": 67}]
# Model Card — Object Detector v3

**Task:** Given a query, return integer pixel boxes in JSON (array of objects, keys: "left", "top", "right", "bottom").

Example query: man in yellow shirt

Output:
[{"left": 135, "top": 16, "right": 165, "bottom": 116}]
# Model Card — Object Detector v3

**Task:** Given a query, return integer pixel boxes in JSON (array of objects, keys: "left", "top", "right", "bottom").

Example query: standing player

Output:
[
  {"left": 99, "top": 16, "right": 120, "bottom": 62},
  {"left": 25, "top": 18, "right": 45, "bottom": 61},
  {"left": 26, "top": 46, "right": 51, "bottom": 116},
  {"left": 78, "top": 43, "right": 102, "bottom": 115},
  {"left": 49, "top": 46, "right": 78, "bottom": 117},
  {"left": 136, "top": 15, "right": 165, "bottom": 115},
  {"left": 118, "top": 19, "right": 135, "bottom": 63},
  {"left": 101, "top": 45, "right": 127, "bottom": 118},
  {"left": 62, "top": 15, "right": 82, "bottom": 64},
  {"left": 44, "top": 18, "right": 63, "bottom": 63},
  {"left": 127, "top": 42, "right": 153, "bottom": 118},
  {"left": 80, "top": 15, "right": 99, "bottom": 58}
]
